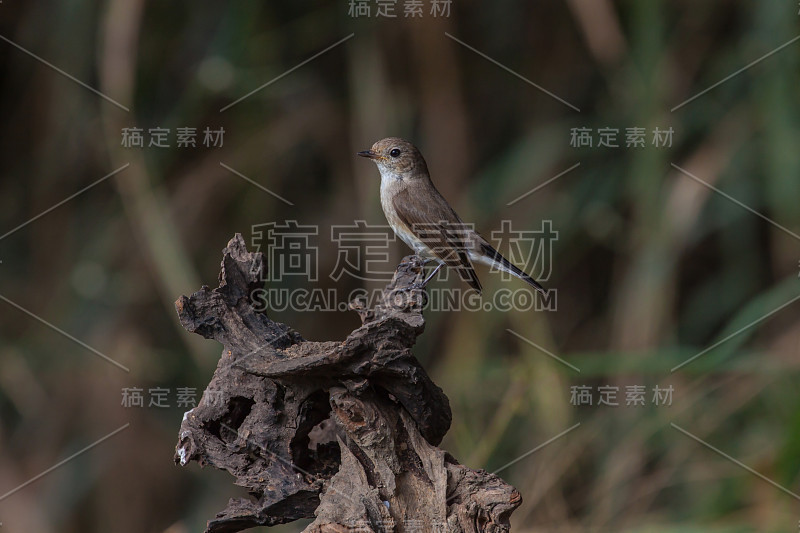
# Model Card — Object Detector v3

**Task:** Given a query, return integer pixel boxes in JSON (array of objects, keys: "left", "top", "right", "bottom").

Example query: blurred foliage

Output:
[{"left": 1, "top": 0, "right": 799, "bottom": 531}]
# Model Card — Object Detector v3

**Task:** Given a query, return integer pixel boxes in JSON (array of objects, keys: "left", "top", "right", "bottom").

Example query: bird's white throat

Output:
[{"left": 377, "top": 164, "right": 400, "bottom": 184}]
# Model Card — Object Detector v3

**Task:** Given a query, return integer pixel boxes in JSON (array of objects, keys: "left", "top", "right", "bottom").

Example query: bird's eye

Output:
[{"left": 389, "top": 148, "right": 401, "bottom": 158}]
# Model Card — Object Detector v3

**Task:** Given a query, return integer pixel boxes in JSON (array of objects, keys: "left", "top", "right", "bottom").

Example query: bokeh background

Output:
[{"left": 2, "top": 1, "right": 800, "bottom": 531}]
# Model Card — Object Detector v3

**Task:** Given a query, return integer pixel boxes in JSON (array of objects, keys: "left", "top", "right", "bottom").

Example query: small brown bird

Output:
[{"left": 358, "top": 137, "right": 545, "bottom": 295}]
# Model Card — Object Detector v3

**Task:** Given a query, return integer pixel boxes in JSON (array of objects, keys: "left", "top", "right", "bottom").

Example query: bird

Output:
[{"left": 357, "top": 137, "right": 546, "bottom": 296}]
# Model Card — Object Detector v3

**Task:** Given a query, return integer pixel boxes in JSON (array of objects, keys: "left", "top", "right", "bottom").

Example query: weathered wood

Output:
[{"left": 174, "top": 234, "right": 521, "bottom": 532}]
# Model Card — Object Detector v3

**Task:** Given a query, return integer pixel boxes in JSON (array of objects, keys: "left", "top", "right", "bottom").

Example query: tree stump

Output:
[{"left": 174, "top": 234, "right": 521, "bottom": 532}]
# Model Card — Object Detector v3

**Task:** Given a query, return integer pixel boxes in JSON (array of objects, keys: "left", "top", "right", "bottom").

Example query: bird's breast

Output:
[
  {"left": 379, "top": 179, "right": 432, "bottom": 257},
  {"left": 380, "top": 179, "right": 405, "bottom": 236}
]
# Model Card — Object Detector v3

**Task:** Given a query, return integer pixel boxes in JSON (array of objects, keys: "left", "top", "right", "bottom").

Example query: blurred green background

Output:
[{"left": 1, "top": 1, "right": 799, "bottom": 531}]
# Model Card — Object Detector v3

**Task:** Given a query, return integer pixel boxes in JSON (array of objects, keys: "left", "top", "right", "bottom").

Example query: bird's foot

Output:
[{"left": 404, "top": 281, "right": 427, "bottom": 292}]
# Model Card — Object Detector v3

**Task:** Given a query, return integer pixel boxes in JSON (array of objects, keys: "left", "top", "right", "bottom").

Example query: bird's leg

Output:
[
  {"left": 406, "top": 259, "right": 441, "bottom": 291},
  {"left": 416, "top": 262, "right": 443, "bottom": 288},
  {"left": 421, "top": 262, "right": 443, "bottom": 286}
]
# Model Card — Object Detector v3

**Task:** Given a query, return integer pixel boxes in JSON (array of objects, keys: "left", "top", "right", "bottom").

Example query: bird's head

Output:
[{"left": 357, "top": 137, "right": 428, "bottom": 180}]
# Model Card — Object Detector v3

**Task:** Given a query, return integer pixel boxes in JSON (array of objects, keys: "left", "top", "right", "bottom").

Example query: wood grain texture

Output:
[{"left": 174, "top": 234, "right": 520, "bottom": 532}]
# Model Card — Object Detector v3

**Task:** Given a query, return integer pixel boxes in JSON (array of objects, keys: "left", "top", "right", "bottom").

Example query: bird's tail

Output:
[{"left": 474, "top": 240, "right": 547, "bottom": 295}]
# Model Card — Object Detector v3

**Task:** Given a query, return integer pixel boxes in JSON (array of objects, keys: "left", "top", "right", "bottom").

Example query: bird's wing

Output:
[{"left": 392, "top": 186, "right": 482, "bottom": 293}]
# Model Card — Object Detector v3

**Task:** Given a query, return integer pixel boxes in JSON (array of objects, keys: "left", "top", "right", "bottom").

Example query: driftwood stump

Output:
[{"left": 174, "top": 234, "right": 521, "bottom": 532}]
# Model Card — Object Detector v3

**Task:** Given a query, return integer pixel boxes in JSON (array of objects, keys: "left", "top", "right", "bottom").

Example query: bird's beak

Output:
[{"left": 357, "top": 150, "right": 380, "bottom": 160}]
